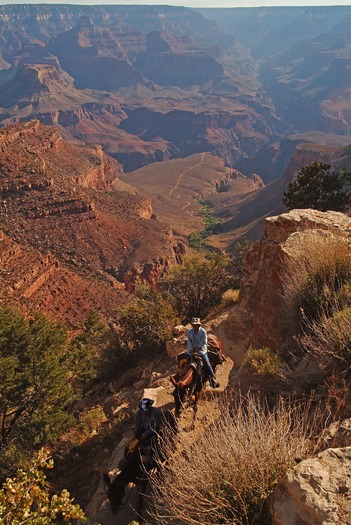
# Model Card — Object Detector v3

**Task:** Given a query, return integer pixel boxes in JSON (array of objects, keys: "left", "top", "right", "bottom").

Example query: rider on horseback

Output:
[
  {"left": 170, "top": 318, "right": 220, "bottom": 389},
  {"left": 131, "top": 398, "right": 161, "bottom": 464},
  {"left": 134, "top": 398, "right": 160, "bottom": 444},
  {"left": 186, "top": 317, "right": 220, "bottom": 388}
]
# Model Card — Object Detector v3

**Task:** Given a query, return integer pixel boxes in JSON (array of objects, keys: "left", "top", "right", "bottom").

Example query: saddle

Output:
[
  {"left": 169, "top": 353, "right": 203, "bottom": 389},
  {"left": 120, "top": 436, "right": 154, "bottom": 469}
]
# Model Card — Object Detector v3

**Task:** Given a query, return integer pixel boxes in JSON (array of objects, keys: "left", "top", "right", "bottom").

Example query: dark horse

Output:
[
  {"left": 103, "top": 409, "right": 177, "bottom": 520},
  {"left": 172, "top": 333, "right": 224, "bottom": 421}
]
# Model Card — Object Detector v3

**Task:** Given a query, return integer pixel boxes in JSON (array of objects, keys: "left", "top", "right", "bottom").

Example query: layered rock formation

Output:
[
  {"left": 0, "top": 4, "right": 278, "bottom": 173},
  {"left": 0, "top": 121, "right": 183, "bottom": 327},
  {"left": 216, "top": 209, "right": 351, "bottom": 365},
  {"left": 0, "top": 230, "right": 129, "bottom": 330}
]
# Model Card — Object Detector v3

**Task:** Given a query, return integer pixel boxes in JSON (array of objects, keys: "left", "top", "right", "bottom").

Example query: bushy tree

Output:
[
  {"left": 116, "top": 282, "right": 178, "bottom": 355},
  {"left": 0, "top": 448, "right": 85, "bottom": 524},
  {"left": 283, "top": 162, "right": 351, "bottom": 212},
  {"left": 0, "top": 306, "right": 100, "bottom": 477},
  {"left": 163, "top": 253, "right": 234, "bottom": 320},
  {"left": 68, "top": 310, "right": 106, "bottom": 383}
]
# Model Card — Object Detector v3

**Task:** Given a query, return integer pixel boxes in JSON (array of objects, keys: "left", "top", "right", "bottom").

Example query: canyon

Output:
[
  {"left": 0, "top": 6, "right": 351, "bottom": 525},
  {"left": 2, "top": 4, "right": 351, "bottom": 178},
  {"left": 1, "top": 4, "right": 351, "bottom": 323}
]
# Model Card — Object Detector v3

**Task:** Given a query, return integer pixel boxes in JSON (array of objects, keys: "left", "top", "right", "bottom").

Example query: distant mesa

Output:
[
  {"left": 0, "top": 63, "right": 94, "bottom": 114},
  {"left": 49, "top": 21, "right": 145, "bottom": 91},
  {"left": 136, "top": 30, "right": 225, "bottom": 88}
]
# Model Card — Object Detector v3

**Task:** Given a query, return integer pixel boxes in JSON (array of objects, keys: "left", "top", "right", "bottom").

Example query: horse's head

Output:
[{"left": 103, "top": 472, "right": 126, "bottom": 514}]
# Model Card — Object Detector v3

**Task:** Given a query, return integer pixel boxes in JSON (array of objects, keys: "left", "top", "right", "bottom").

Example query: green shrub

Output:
[
  {"left": 0, "top": 448, "right": 85, "bottom": 524},
  {"left": 243, "top": 347, "right": 284, "bottom": 377},
  {"left": 163, "top": 253, "right": 235, "bottom": 320},
  {"left": 116, "top": 282, "right": 178, "bottom": 355}
]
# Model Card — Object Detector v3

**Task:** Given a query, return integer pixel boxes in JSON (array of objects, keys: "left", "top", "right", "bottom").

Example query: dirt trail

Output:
[
  {"left": 169, "top": 153, "right": 205, "bottom": 196},
  {"left": 89, "top": 356, "right": 233, "bottom": 525}
]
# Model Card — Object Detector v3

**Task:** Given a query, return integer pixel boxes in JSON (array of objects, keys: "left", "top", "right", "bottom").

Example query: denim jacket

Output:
[{"left": 186, "top": 326, "right": 207, "bottom": 356}]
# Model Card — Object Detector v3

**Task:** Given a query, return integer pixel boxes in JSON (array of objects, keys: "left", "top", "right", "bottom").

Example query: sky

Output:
[{"left": 2, "top": 0, "right": 351, "bottom": 7}]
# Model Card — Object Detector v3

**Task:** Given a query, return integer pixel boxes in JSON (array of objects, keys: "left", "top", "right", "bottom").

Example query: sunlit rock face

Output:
[{"left": 217, "top": 209, "right": 351, "bottom": 366}]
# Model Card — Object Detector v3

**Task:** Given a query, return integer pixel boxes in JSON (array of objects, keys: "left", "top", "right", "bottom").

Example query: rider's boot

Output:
[
  {"left": 209, "top": 377, "right": 220, "bottom": 388},
  {"left": 178, "top": 367, "right": 193, "bottom": 388}
]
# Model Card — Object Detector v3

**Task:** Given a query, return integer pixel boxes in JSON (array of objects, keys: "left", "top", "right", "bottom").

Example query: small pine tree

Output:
[
  {"left": 0, "top": 306, "right": 100, "bottom": 476},
  {"left": 283, "top": 162, "right": 351, "bottom": 212}
]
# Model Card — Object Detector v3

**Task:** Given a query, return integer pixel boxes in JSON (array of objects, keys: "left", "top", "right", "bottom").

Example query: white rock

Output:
[{"left": 269, "top": 447, "right": 351, "bottom": 525}]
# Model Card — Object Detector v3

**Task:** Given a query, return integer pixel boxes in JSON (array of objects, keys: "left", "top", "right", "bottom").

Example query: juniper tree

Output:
[{"left": 283, "top": 162, "right": 351, "bottom": 212}]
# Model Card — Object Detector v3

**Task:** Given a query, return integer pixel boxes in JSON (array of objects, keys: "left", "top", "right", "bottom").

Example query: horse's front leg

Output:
[
  {"left": 135, "top": 478, "right": 148, "bottom": 523},
  {"left": 190, "top": 391, "right": 200, "bottom": 430},
  {"left": 174, "top": 385, "right": 185, "bottom": 417}
]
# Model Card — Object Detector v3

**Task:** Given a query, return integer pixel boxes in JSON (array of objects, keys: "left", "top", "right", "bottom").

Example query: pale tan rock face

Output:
[
  {"left": 217, "top": 209, "right": 351, "bottom": 365},
  {"left": 269, "top": 447, "right": 351, "bottom": 525}
]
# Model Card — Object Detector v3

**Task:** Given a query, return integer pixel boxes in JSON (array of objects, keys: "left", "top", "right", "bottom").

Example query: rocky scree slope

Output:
[{"left": 0, "top": 120, "right": 183, "bottom": 327}]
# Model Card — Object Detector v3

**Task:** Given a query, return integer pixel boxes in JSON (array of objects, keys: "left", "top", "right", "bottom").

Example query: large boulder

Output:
[
  {"left": 216, "top": 209, "right": 351, "bottom": 365},
  {"left": 269, "top": 447, "right": 351, "bottom": 525}
]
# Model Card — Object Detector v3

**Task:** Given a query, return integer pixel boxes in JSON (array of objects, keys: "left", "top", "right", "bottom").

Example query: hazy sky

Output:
[{"left": 2, "top": 1, "right": 351, "bottom": 7}]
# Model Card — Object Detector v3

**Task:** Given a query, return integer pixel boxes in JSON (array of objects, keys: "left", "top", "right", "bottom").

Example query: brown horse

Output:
[
  {"left": 172, "top": 333, "right": 224, "bottom": 420},
  {"left": 103, "top": 409, "right": 177, "bottom": 520}
]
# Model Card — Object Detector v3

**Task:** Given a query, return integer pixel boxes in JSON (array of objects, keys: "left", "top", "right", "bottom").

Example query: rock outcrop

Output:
[
  {"left": 216, "top": 209, "right": 351, "bottom": 365},
  {"left": 269, "top": 447, "right": 351, "bottom": 525}
]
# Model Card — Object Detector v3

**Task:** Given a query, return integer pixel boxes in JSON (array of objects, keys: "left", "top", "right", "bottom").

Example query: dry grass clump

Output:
[
  {"left": 280, "top": 236, "right": 351, "bottom": 394},
  {"left": 222, "top": 288, "right": 240, "bottom": 307},
  {"left": 282, "top": 235, "right": 351, "bottom": 326},
  {"left": 299, "top": 306, "right": 351, "bottom": 370},
  {"left": 276, "top": 305, "right": 351, "bottom": 397},
  {"left": 149, "top": 394, "right": 315, "bottom": 525}
]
